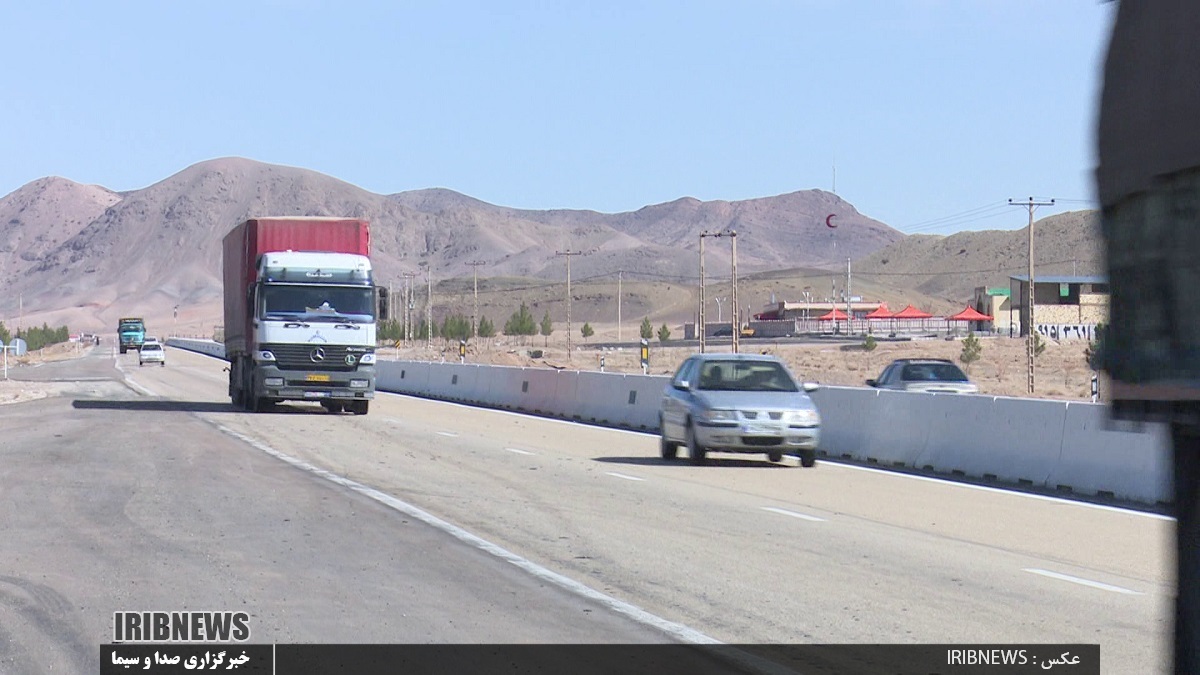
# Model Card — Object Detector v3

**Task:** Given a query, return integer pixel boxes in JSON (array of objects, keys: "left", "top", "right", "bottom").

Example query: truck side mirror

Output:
[{"left": 377, "top": 287, "right": 390, "bottom": 321}]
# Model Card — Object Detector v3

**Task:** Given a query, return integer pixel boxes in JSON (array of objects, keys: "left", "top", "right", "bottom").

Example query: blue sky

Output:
[{"left": 1, "top": 1, "right": 1115, "bottom": 234}]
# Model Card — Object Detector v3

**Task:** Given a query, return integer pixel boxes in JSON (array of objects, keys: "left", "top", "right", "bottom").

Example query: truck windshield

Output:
[{"left": 260, "top": 285, "right": 375, "bottom": 323}]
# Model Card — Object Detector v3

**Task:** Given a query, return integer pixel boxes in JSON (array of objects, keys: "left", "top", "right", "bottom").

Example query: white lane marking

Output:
[
  {"left": 505, "top": 447, "right": 535, "bottom": 456},
  {"left": 606, "top": 472, "right": 645, "bottom": 482},
  {"left": 761, "top": 507, "right": 826, "bottom": 522},
  {"left": 829, "top": 462, "right": 1174, "bottom": 521},
  {"left": 213, "top": 424, "right": 720, "bottom": 645},
  {"left": 436, "top": 431, "right": 458, "bottom": 438},
  {"left": 114, "top": 360, "right": 158, "bottom": 397},
  {"left": 375, "top": 392, "right": 1169, "bottom": 520},
  {"left": 1023, "top": 568, "right": 1142, "bottom": 595}
]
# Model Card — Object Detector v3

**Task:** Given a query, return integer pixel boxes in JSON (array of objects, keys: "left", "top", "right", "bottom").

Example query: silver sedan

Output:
[{"left": 660, "top": 353, "right": 820, "bottom": 466}]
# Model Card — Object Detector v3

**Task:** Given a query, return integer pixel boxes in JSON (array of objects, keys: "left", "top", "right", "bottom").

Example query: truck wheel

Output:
[
  {"left": 350, "top": 401, "right": 369, "bottom": 415},
  {"left": 321, "top": 401, "right": 344, "bottom": 414},
  {"left": 686, "top": 421, "right": 706, "bottom": 465},
  {"left": 799, "top": 449, "right": 817, "bottom": 468},
  {"left": 120, "top": 347, "right": 126, "bottom": 354}
]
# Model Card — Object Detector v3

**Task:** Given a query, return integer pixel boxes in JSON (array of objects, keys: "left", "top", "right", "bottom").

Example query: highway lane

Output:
[
  {"left": 123, "top": 346, "right": 1174, "bottom": 673},
  {"left": 0, "top": 348, "right": 707, "bottom": 675}
]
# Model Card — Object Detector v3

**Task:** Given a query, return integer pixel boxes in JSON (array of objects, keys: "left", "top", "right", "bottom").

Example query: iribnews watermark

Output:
[{"left": 113, "top": 611, "right": 250, "bottom": 643}]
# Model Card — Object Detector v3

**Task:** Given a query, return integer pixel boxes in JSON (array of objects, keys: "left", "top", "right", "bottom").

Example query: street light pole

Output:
[{"left": 467, "top": 261, "right": 485, "bottom": 339}]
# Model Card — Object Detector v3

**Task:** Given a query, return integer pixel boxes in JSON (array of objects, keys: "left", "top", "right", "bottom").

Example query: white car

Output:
[{"left": 139, "top": 341, "right": 166, "bottom": 366}]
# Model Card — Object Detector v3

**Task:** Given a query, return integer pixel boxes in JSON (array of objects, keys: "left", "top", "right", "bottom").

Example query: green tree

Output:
[
  {"left": 657, "top": 323, "right": 671, "bottom": 343},
  {"left": 0, "top": 321, "right": 10, "bottom": 346},
  {"left": 440, "top": 314, "right": 471, "bottom": 343},
  {"left": 539, "top": 311, "right": 554, "bottom": 347},
  {"left": 477, "top": 316, "right": 496, "bottom": 339},
  {"left": 639, "top": 316, "right": 653, "bottom": 340},
  {"left": 415, "top": 318, "right": 438, "bottom": 341},
  {"left": 959, "top": 332, "right": 983, "bottom": 373},
  {"left": 862, "top": 334, "right": 877, "bottom": 352},
  {"left": 1085, "top": 323, "right": 1106, "bottom": 371},
  {"left": 580, "top": 322, "right": 594, "bottom": 342},
  {"left": 1033, "top": 331, "right": 1047, "bottom": 358},
  {"left": 504, "top": 302, "right": 537, "bottom": 342}
]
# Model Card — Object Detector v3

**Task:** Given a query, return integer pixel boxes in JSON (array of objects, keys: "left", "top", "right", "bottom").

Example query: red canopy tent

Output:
[
  {"left": 947, "top": 306, "right": 993, "bottom": 322},
  {"left": 864, "top": 303, "right": 893, "bottom": 319},
  {"left": 890, "top": 304, "right": 933, "bottom": 332},
  {"left": 947, "top": 305, "right": 993, "bottom": 333},
  {"left": 816, "top": 307, "right": 849, "bottom": 333}
]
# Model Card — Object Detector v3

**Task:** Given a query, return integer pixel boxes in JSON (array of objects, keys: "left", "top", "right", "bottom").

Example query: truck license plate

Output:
[
  {"left": 303, "top": 391, "right": 330, "bottom": 398},
  {"left": 305, "top": 374, "right": 331, "bottom": 382}
]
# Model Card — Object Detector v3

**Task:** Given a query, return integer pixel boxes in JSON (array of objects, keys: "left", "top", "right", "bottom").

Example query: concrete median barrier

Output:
[{"left": 1049, "top": 403, "right": 1172, "bottom": 503}]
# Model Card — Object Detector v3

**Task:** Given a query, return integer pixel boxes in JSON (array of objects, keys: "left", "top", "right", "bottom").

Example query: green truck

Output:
[{"left": 118, "top": 317, "right": 146, "bottom": 354}]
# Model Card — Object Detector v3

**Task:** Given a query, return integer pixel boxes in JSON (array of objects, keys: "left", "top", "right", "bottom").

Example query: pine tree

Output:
[
  {"left": 960, "top": 332, "right": 983, "bottom": 373},
  {"left": 657, "top": 323, "right": 671, "bottom": 343},
  {"left": 580, "top": 322, "right": 594, "bottom": 342},
  {"left": 639, "top": 317, "right": 653, "bottom": 340}
]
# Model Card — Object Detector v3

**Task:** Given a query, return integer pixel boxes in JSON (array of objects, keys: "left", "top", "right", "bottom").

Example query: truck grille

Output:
[{"left": 263, "top": 344, "right": 362, "bottom": 372}]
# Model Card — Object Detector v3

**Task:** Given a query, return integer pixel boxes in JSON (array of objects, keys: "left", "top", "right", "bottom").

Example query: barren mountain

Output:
[
  {"left": 0, "top": 157, "right": 908, "bottom": 333},
  {"left": 853, "top": 210, "right": 1103, "bottom": 300}
]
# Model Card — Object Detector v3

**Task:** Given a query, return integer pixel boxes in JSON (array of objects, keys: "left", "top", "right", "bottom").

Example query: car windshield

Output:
[
  {"left": 142, "top": 345, "right": 161, "bottom": 352},
  {"left": 901, "top": 363, "right": 969, "bottom": 382},
  {"left": 696, "top": 361, "right": 799, "bottom": 392}
]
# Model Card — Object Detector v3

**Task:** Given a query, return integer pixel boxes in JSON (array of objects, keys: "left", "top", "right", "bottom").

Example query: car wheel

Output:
[
  {"left": 799, "top": 449, "right": 817, "bottom": 468},
  {"left": 659, "top": 415, "right": 678, "bottom": 459},
  {"left": 686, "top": 421, "right": 706, "bottom": 465},
  {"left": 767, "top": 450, "right": 783, "bottom": 463}
]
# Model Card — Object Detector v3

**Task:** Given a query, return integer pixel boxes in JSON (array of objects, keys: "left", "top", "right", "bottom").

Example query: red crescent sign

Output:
[{"left": 826, "top": 214, "right": 837, "bottom": 228}]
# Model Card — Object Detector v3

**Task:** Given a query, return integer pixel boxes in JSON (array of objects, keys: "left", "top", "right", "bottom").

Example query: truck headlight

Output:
[
  {"left": 359, "top": 353, "right": 376, "bottom": 364},
  {"left": 255, "top": 350, "right": 276, "bottom": 362},
  {"left": 350, "top": 379, "right": 369, "bottom": 388},
  {"left": 264, "top": 377, "right": 284, "bottom": 386}
]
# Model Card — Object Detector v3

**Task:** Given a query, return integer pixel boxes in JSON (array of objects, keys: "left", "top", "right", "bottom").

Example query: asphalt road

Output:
[{"left": 0, "top": 346, "right": 1174, "bottom": 673}]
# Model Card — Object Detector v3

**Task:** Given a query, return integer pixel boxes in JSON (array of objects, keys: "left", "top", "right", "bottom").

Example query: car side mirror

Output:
[
  {"left": 802, "top": 382, "right": 819, "bottom": 393},
  {"left": 674, "top": 380, "right": 690, "bottom": 391},
  {"left": 865, "top": 379, "right": 877, "bottom": 387}
]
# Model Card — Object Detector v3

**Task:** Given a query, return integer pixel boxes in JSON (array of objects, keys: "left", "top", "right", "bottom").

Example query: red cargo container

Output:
[{"left": 222, "top": 217, "right": 371, "bottom": 355}]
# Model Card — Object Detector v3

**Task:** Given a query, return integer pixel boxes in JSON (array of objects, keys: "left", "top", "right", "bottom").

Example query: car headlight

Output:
[
  {"left": 359, "top": 352, "right": 376, "bottom": 364},
  {"left": 788, "top": 409, "right": 821, "bottom": 426},
  {"left": 255, "top": 350, "right": 276, "bottom": 362},
  {"left": 700, "top": 409, "right": 738, "bottom": 423}
]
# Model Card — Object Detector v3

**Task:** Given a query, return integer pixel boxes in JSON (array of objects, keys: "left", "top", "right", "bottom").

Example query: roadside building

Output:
[{"left": 1008, "top": 275, "right": 1109, "bottom": 341}]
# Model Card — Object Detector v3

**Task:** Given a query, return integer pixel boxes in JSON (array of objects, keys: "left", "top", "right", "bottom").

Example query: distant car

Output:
[
  {"left": 660, "top": 353, "right": 821, "bottom": 466},
  {"left": 711, "top": 327, "right": 733, "bottom": 338},
  {"left": 866, "top": 358, "right": 977, "bottom": 394},
  {"left": 138, "top": 341, "right": 166, "bottom": 367}
]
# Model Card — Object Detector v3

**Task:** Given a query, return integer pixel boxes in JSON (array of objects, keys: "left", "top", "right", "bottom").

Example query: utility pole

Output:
[
  {"left": 617, "top": 270, "right": 622, "bottom": 343},
  {"left": 846, "top": 257, "right": 852, "bottom": 335},
  {"left": 426, "top": 272, "right": 433, "bottom": 349},
  {"left": 402, "top": 272, "right": 416, "bottom": 345},
  {"left": 467, "top": 261, "right": 486, "bottom": 339},
  {"left": 730, "top": 230, "right": 739, "bottom": 354},
  {"left": 1009, "top": 197, "right": 1055, "bottom": 394},
  {"left": 555, "top": 250, "right": 582, "bottom": 358},
  {"left": 699, "top": 231, "right": 739, "bottom": 352},
  {"left": 699, "top": 236, "right": 707, "bottom": 352}
]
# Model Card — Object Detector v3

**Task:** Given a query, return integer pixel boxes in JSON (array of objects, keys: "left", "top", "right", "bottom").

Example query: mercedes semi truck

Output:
[{"left": 223, "top": 217, "right": 389, "bottom": 414}]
